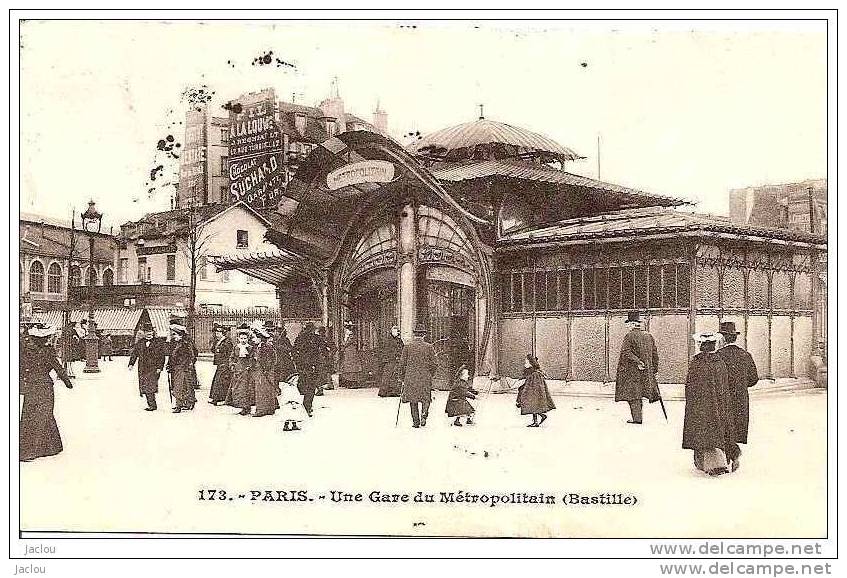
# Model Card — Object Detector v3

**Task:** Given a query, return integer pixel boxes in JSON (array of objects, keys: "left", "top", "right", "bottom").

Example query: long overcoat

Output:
[
  {"left": 377, "top": 335, "right": 404, "bottom": 397},
  {"left": 717, "top": 344, "right": 759, "bottom": 444},
  {"left": 615, "top": 328, "right": 660, "bottom": 402},
  {"left": 253, "top": 340, "right": 280, "bottom": 416},
  {"left": 274, "top": 334, "right": 295, "bottom": 382},
  {"left": 445, "top": 378, "right": 478, "bottom": 417},
  {"left": 20, "top": 342, "right": 72, "bottom": 461},
  {"left": 128, "top": 338, "right": 166, "bottom": 395},
  {"left": 208, "top": 336, "right": 234, "bottom": 403},
  {"left": 398, "top": 337, "right": 438, "bottom": 403},
  {"left": 682, "top": 352, "right": 736, "bottom": 453},
  {"left": 228, "top": 343, "right": 255, "bottom": 409},
  {"left": 292, "top": 333, "right": 322, "bottom": 395},
  {"left": 517, "top": 368, "right": 556, "bottom": 415},
  {"left": 167, "top": 339, "right": 197, "bottom": 408}
]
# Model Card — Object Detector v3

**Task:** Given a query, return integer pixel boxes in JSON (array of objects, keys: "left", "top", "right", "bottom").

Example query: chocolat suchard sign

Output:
[{"left": 227, "top": 90, "right": 287, "bottom": 209}]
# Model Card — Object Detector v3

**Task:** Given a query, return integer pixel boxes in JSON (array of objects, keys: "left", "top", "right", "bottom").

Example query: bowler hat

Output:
[
  {"left": 412, "top": 323, "right": 428, "bottom": 336},
  {"left": 719, "top": 321, "right": 740, "bottom": 335},
  {"left": 625, "top": 311, "right": 641, "bottom": 323}
]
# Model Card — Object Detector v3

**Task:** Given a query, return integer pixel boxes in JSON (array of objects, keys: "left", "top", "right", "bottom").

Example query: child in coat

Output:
[{"left": 445, "top": 364, "right": 479, "bottom": 426}]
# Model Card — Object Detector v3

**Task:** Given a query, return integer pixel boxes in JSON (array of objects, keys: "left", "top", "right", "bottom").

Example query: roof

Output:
[
  {"left": 33, "top": 308, "right": 143, "bottom": 335},
  {"left": 408, "top": 118, "right": 584, "bottom": 163},
  {"left": 209, "top": 248, "right": 318, "bottom": 286},
  {"left": 432, "top": 159, "right": 687, "bottom": 207},
  {"left": 19, "top": 221, "right": 116, "bottom": 263},
  {"left": 497, "top": 206, "right": 828, "bottom": 248},
  {"left": 119, "top": 201, "right": 268, "bottom": 240}
]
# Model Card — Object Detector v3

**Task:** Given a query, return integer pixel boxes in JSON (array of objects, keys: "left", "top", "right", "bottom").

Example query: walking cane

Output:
[{"left": 394, "top": 379, "right": 404, "bottom": 427}]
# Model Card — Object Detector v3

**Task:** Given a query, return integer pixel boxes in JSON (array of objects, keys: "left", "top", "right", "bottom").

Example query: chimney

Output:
[{"left": 373, "top": 100, "right": 388, "bottom": 135}]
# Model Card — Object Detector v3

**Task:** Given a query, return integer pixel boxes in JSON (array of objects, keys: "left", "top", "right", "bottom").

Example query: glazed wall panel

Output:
[
  {"left": 746, "top": 315, "right": 770, "bottom": 378},
  {"left": 649, "top": 314, "right": 689, "bottom": 384},
  {"left": 771, "top": 315, "right": 792, "bottom": 378},
  {"left": 793, "top": 315, "right": 813, "bottom": 379},
  {"left": 571, "top": 316, "right": 607, "bottom": 381},
  {"left": 499, "top": 318, "right": 533, "bottom": 377}
]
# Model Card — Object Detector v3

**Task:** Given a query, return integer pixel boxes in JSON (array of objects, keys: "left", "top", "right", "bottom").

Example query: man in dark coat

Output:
[
  {"left": 614, "top": 311, "right": 660, "bottom": 424},
  {"left": 398, "top": 324, "right": 438, "bottom": 428},
  {"left": 128, "top": 327, "right": 166, "bottom": 411},
  {"left": 716, "top": 321, "right": 759, "bottom": 471},
  {"left": 208, "top": 323, "right": 234, "bottom": 405},
  {"left": 682, "top": 332, "right": 736, "bottom": 476},
  {"left": 273, "top": 325, "right": 295, "bottom": 384},
  {"left": 292, "top": 322, "right": 321, "bottom": 417},
  {"left": 377, "top": 325, "right": 403, "bottom": 397}
]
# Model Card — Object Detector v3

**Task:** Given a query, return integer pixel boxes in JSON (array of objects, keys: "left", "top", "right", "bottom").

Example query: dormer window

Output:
[{"left": 294, "top": 113, "right": 306, "bottom": 135}]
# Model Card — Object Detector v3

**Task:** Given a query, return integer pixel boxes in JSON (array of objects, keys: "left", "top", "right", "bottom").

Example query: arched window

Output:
[
  {"left": 29, "top": 261, "right": 45, "bottom": 293},
  {"left": 69, "top": 265, "right": 81, "bottom": 287},
  {"left": 47, "top": 263, "right": 63, "bottom": 294},
  {"left": 87, "top": 268, "right": 98, "bottom": 286},
  {"left": 102, "top": 268, "right": 114, "bottom": 286}
]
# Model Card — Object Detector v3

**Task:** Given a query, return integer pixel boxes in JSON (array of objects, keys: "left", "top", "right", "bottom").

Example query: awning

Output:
[
  {"left": 209, "top": 249, "right": 319, "bottom": 287},
  {"left": 145, "top": 307, "right": 188, "bottom": 337},
  {"left": 33, "top": 308, "right": 144, "bottom": 336}
]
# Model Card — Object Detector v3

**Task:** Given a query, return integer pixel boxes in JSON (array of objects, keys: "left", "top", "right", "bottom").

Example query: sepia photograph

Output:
[{"left": 8, "top": 8, "right": 837, "bottom": 568}]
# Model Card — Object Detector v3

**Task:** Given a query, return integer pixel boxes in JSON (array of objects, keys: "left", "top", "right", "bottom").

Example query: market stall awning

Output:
[
  {"left": 33, "top": 308, "right": 144, "bottom": 335},
  {"left": 144, "top": 307, "right": 188, "bottom": 337}
]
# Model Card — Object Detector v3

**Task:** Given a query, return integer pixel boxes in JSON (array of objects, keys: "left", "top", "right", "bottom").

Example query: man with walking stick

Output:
[
  {"left": 127, "top": 325, "right": 166, "bottom": 412},
  {"left": 397, "top": 324, "right": 438, "bottom": 428},
  {"left": 614, "top": 311, "right": 662, "bottom": 424}
]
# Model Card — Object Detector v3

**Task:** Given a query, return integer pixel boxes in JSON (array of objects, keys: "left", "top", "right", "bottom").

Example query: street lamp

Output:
[{"left": 81, "top": 200, "right": 102, "bottom": 373}]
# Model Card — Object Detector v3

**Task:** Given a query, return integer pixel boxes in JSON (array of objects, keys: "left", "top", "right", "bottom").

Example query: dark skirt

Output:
[
  {"left": 171, "top": 368, "right": 197, "bottom": 409},
  {"left": 377, "top": 360, "right": 401, "bottom": 397},
  {"left": 20, "top": 386, "right": 63, "bottom": 461},
  {"left": 445, "top": 397, "right": 474, "bottom": 417},
  {"left": 229, "top": 366, "right": 254, "bottom": 410},
  {"left": 253, "top": 370, "right": 280, "bottom": 417},
  {"left": 209, "top": 366, "right": 232, "bottom": 403}
]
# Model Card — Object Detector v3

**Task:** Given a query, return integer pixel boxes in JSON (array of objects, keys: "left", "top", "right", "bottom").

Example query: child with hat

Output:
[{"left": 445, "top": 364, "right": 479, "bottom": 426}]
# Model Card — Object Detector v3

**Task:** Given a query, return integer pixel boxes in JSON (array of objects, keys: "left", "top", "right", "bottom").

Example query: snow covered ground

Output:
[{"left": 18, "top": 359, "right": 828, "bottom": 538}]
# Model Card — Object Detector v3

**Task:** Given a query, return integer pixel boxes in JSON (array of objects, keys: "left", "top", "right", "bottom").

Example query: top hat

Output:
[
  {"left": 625, "top": 311, "right": 641, "bottom": 324},
  {"left": 719, "top": 321, "right": 740, "bottom": 335},
  {"left": 412, "top": 323, "right": 428, "bottom": 336}
]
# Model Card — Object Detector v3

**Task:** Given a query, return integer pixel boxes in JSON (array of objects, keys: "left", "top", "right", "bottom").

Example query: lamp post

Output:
[{"left": 81, "top": 200, "right": 102, "bottom": 373}]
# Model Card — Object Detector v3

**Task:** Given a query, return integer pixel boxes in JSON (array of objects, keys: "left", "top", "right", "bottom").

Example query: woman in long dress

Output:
[
  {"left": 228, "top": 325, "right": 255, "bottom": 416},
  {"left": 682, "top": 332, "right": 737, "bottom": 477},
  {"left": 252, "top": 323, "right": 280, "bottom": 417},
  {"left": 208, "top": 324, "right": 234, "bottom": 405},
  {"left": 516, "top": 354, "right": 556, "bottom": 427},
  {"left": 20, "top": 324, "right": 73, "bottom": 462},
  {"left": 167, "top": 323, "right": 197, "bottom": 413}
]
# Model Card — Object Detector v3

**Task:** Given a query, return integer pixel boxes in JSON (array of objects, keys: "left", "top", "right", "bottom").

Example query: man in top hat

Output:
[
  {"left": 716, "top": 321, "right": 759, "bottom": 472},
  {"left": 128, "top": 325, "right": 167, "bottom": 411},
  {"left": 398, "top": 324, "right": 438, "bottom": 428},
  {"left": 291, "top": 321, "right": 321, "bottom": 417},
  {"left": 614, "top": 311, "right": 660, "bottom": 424}
]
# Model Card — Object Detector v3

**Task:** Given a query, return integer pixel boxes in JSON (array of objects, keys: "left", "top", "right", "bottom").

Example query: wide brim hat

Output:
[
  {"left": 692, "top": 331, "right": 719, "bottom": 343},
  {"left": 250, "top": 319, "right": 270, "bottom": 338},
  {"left": 213, "top": 322, "right": 230, "bottom": 331},
  {"left": 169, "top": 323, "right": 187, "bottom": 334},
  {"left": 718, "top": 321, "right": 740, "bottom": 335},
  {"left": 28, "top": 324, "right": 56, "bottom": 338}
]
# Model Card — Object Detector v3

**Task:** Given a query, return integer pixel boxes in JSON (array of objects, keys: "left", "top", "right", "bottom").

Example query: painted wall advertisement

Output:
[
  {"left": 177, "top": 110, "right": 207, "bottom": 207},
  {"left": 228, "top": 93, "right": 287, "bottom": 209}
]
